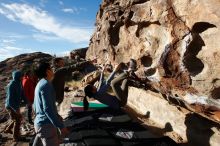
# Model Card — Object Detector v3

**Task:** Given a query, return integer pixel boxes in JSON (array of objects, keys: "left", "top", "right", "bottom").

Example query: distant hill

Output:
[{"left": 0, "top": 52, "right": 52, "bottom": 103}]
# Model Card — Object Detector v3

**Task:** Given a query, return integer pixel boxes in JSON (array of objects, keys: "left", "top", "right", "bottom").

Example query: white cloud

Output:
[
  {"left": 0, "top": 46, "right": 32, "bottom": 61},
  {"left": 0, "top": 3, "right": 93, "bottom": 43},
  {"left": 39, "top": 0, "right": 47, "bottom": 7},
  {"left": 0, "top": 37, "right": 36, "bottom": 61},
  {"left": 2, "top": 39, "right": 16, "bottom": 44},
  {"left": 0, "top": 8, "right": 4, "bottom": 13},
  {"left": 59, "top": 1, "right": 64, "bottom": 6},
  {"left": 0, "top": 7, "right": 17, "bottom": 21},
  {"left": 32, "top": 33, "right": 61, "bottom": 42},
  {"left": 62, "top": 8, "right": 75, "bottom": 14},
  {"left": 4, "top": 46, "right": 23, "bottom": 51},
  {"left": 62, "top": 7, "right": 87, "bottom": 14}
]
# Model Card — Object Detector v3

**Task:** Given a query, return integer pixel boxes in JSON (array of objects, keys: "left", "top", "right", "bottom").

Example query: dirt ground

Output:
[
  {"left": 0, "top": 91, "right": 184, "bottom": 146},
  {"left": 0, "top": 105, "right": 35, "bottom": 146}
]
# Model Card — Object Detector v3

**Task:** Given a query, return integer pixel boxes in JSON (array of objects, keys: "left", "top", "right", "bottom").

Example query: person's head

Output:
[
  {"left": 35, "top": 62, "right": 54, "bottom": 81},
  {"left": 83, "top": 84, "right": 97, "bottom": 111},
  {"left": 12, "top": 70, "right": 22, "bottom": 81},
  {"left": 24, "top": 70, "right": 31, "bottom": 77},
  {"left": 84, "top": 84, "right": 97, "bottom": 98},
  {"left": 53, "top": 57, "right": 65, "bottom": 68}
]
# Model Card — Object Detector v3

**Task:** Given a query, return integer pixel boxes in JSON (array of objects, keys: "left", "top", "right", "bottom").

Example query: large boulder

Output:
[
  {"left": 87, "top": 0, "right": 220, "bottom": 123},
  {"left": 87, "top": 0, "right": 220, "bottom": 144}
]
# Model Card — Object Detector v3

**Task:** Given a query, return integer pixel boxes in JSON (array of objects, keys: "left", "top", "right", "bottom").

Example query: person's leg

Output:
[
  {"left": 4, "top": 109, "right": 15, "bottom": 133},
  {"left": 32, "top": 134, "right": 43, "bottom": 146},
  {"left": 13, "top": 112, "right": 21, "bottom": 140},
  {"left": 111, "top": 72, "right": 129, "bottom": 106},
  {"left": 4, "top": 121, "right": 14, "bottom": 133},
  {"left": 120, "top": 78, "right": 129, "bottom": 106},
  {"left": 28, "top": 104, "right": 33, "bottom": 124},
  {"left": 36, "top": 125, "right": 59, "bottom": 146}
]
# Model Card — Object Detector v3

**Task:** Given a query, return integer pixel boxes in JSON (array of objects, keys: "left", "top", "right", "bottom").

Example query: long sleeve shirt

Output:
[
  {"left": 34, "top": 78, "right": 64, "bottom": 129},
  {"left": 94, "top": 70, "right": 120, "bottom": 109},
  {"left": 22, "top": 76, "right": 35, "bottom": 104}
]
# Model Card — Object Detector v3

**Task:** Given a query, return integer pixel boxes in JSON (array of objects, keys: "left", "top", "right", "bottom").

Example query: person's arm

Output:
[
  {"left": 67, "top": 58, "right": 97, "bottom": 72},
  {"left": 21, "top": 87, "right": 27, "bottom": 104},
  {"left": 106, "top": 63, "right": 122, "bottom": 85},
  {"left": 41, "top": 84, "right": 64, "bottom": 129},
  {"left": 56, "top": 60, "right": 88, "bottom": 75},
  {"left": 22, "top": 80, "right": 30, "bottom": 104},
  {"left": 97, "top": 64, "right": 121, "bottom": 94},
  {"left": 106, "top": 70, "right": 117, "bottom": 85},
  {"left": 97, "top": 65, "right": 106, "bottom": 90}
]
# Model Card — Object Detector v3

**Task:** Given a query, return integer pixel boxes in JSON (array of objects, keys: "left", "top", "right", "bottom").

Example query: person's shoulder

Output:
[
  {"left": 38, "top": 79, "right": 50, "bottom": 89},
  {"left": 7, "top": 80, "right": 14, "bottom": 88}
]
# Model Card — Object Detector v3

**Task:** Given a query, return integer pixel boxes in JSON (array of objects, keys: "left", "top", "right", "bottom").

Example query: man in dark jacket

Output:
[
  {"left": 52, "top": 57, "right": 91, "bottom": 104},
  {"left": 4, "top": 70, "right": 24, "bottom": 141}
]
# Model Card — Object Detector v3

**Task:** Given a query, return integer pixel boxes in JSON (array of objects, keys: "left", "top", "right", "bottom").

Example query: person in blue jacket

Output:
[
  {"left": 33, "top": 62, "right": 68, "bottom": 146},
  {"left": 4, "top": 70, "right": 24, "bottom": 141}
]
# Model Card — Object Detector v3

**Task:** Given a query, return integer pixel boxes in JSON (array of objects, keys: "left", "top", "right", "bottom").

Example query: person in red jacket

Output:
[{"left": 22, "top": 70, "right": 37, "bottom": 124}]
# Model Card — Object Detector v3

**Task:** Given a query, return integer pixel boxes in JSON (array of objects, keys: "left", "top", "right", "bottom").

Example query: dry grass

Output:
[{"left": 65, "top": 79, "right": 83, "bottom": 89}]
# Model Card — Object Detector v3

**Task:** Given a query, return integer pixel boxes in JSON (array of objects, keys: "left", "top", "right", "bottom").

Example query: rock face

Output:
[
  {"left": 71, "top": 47, "right": 88, "bottom": 59},
  {"left": 86, "top": 0, "right": 220, "bottom": 143},
  {"left": 87, "top": 0, "right": 220, "bottom": 123}
]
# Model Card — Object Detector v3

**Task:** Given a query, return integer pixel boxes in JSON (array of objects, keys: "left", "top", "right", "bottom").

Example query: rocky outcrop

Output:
[
  {"left": 87, "top": 0, "right": 220, "bottom": 144},
  {"left": 87, "top": 0, "right": 220, "bottom": 123},
  {"left": 71, "top": 47, "right": 88, "bottom": 59},
  {"left": 127, "top": 87, "right": 220, "bottom": 146}
]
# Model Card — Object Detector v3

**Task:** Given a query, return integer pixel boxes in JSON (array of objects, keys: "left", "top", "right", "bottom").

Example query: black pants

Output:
[
  {"left": 111, "top": 72, "right": 128, "bottom": 107},
  {"left": 26, "top": 104, "right": 33, "bottom": 123}
]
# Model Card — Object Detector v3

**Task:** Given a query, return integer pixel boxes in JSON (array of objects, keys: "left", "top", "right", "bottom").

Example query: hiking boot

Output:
[{"left": 28, "top": 121, "right": 34, "bottom": 125}]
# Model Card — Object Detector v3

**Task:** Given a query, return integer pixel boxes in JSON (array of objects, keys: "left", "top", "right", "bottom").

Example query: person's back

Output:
[
  {"left": 34, "top": 78, "right": 60, "bottom": 126},
  {"left": 22, "top": 72, "right": 35, "bottom": 104},
  {"left": 22, "top": 71, "right": 36, "bottom": 124},
  {"left": 5, "top": 71, "right": 23, "bottom": 112},
  {"left": 4, "top": 70, "right": 23, "bottom": 141}
]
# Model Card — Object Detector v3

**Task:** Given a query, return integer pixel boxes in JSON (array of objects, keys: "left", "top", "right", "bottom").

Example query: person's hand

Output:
[{"left": 60, "top": 127, "right": 69, "bottom": 136}]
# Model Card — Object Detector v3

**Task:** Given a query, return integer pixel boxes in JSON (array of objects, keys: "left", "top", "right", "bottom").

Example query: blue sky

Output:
[{"left": 0, "top": 0, "right": 102, "bottom": 61}]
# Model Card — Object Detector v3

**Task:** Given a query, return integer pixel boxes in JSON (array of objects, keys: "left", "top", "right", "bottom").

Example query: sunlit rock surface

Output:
[{"left": 87, "top": 0, "right": 220, "bottom": 145}]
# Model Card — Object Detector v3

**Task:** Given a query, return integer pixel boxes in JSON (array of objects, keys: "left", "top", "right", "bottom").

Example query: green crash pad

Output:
[{"left": 71, "top": 100, "right": 108, "bottom": 111}]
